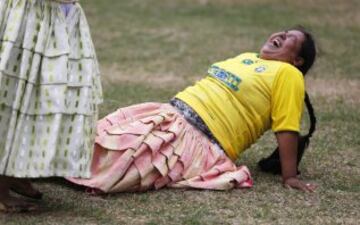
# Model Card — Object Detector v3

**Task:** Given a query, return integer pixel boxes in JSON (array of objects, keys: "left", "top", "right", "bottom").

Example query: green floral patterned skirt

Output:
[{"left": 0, "top": 0, "right": 102, "bottom": 178}]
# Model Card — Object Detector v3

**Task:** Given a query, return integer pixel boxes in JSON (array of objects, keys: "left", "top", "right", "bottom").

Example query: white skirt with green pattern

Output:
[{"left": 0, "top": 0, "right": 102, "bottom": 178}]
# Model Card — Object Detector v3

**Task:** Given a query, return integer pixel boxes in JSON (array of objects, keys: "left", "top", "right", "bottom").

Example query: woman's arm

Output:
[{"left": 276, "top": 131, "right": 317, "bottom": 192}]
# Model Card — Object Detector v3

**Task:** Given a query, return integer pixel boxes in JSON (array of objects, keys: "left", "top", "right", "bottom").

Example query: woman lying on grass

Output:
[{"left": 68, "top": 26, "right": 318, "bottom": 193}]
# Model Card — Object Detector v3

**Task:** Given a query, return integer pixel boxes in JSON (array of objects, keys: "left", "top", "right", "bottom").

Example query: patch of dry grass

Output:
[
  {"left": 101, "top": 64, "right": 189, "bottom": 87},
  {"left": 306, "top": 78, "right": 360, "bottom": 104}
]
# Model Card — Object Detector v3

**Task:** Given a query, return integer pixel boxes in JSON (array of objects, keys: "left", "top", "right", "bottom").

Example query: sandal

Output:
[
  {"left": 9, "top": 180, "right": 43, "bottom": 200},
  {"left": 0, "top": 198, "right": 39, "bottom": 213},
  {"left": 10, "top": 187, "right": 43, "bottom": 200}
]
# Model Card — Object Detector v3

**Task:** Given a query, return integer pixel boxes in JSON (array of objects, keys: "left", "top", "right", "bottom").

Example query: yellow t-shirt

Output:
[{"left": 175, "top": 53, "right": 305, "bottom": 160}]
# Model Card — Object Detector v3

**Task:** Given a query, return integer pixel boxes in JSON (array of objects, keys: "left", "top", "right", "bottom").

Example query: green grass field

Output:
[{"left": 1, "top": 0, "right": 359, "bottom": 224}]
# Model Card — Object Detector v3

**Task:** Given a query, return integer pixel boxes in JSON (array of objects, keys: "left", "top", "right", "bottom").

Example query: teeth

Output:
[{"left": 273, "top": 39, "right": 280, "bottom": 47}]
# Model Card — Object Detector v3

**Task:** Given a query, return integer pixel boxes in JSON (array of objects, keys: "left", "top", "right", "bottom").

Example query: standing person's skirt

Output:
[
  {"left": 0, "top": 0, "right": 102, "bottom": 178},
  {"left": 68, "top": 103, "right": 252, "bottom": 193}
]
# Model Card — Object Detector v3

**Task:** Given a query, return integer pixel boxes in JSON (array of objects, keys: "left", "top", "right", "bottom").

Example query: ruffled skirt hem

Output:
[{"left": 68, "top": 103, "right": 253, "bottom": 192}]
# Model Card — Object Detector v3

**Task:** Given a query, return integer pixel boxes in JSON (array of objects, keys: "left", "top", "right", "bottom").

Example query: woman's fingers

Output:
[
  {"left": 305, "top": 183, "right": 317, "bottom": 192},
  {"left": 284, "top": 177, "right": 317, "bottom": 192},
  {"left": 296, "top": 181, "right": 310, "bottom": 192}
]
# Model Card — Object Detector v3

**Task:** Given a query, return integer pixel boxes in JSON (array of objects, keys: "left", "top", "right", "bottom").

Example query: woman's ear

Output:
[{"left": 293, "top": 57, "right": 304, "bottom": 67}]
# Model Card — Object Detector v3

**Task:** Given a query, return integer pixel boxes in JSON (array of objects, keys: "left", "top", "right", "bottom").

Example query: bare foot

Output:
[
  {"left": 9, "top": 178, "right": 43, "bottom": 199},
  {"left": 0, "top": 176, "right": 40, "bottom": 213}
]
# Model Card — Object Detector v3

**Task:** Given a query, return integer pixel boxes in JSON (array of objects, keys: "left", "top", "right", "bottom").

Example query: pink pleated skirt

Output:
[{"left": 67, "top": 103, "right": 252, "bottom": 193}]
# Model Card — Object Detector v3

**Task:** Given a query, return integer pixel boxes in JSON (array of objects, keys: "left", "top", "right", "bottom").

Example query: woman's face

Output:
[{"left": 260, "top": 30, "right": 305, "bottom": 66}]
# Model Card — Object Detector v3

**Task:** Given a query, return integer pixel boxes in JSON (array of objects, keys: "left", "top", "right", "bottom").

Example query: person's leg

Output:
[{"left": 0, "top": 176, "right": 39, "bottom": 213}]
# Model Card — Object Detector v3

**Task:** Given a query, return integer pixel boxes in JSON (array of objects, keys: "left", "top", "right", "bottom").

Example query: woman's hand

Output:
[
  {"left": 275, "top": 132, "right": 317, "bottom": 192},
  {"left": 284, "top": 177, "right": 317, "bottom": 192}
]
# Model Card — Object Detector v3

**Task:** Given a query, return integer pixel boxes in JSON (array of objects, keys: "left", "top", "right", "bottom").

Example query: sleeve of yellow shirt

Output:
[{"left": 271, "top": 64, "right": 305, "bottom": 132}]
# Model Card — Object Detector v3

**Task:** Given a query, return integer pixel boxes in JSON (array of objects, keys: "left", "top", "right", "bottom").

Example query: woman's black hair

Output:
[
  {"left": 294, "top": 25, "right": 317, "bottom": 75},
  {"left": 258, "top": 26, "right": 317, "bottom": 175}
]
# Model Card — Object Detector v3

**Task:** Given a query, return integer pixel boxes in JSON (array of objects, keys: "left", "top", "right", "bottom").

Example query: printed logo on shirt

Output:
[
  {"left": 208, "top": 65, "right": 241, "bottom": 91},
  {"left": 254, "top": 65, "right": 267, "bottom": 73},
  {"left": 242, "top": 59, "right": 254, "bottom": 65}
]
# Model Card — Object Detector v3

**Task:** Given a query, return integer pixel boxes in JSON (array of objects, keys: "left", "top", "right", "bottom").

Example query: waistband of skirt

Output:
[{"left": 170, "top": 98, "right": 223, "bottom": 148}]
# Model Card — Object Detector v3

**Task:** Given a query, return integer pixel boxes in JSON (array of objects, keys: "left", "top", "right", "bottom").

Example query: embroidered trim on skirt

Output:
[
  {"left": 0, "top": 0, "right": 102, "bottom": 178},
  {"left": 67, "top": 103, "right": 252, "bottom": 193}
]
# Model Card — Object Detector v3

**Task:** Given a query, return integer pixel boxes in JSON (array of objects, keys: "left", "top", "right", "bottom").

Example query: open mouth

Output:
[{"left": 272, "top": 38, "right": 281, "bottom": 48}]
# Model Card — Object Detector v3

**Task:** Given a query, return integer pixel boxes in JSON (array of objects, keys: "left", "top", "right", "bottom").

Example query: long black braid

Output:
[{"left": 258, "top": 26, "right": 317, "bottom": 174}]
